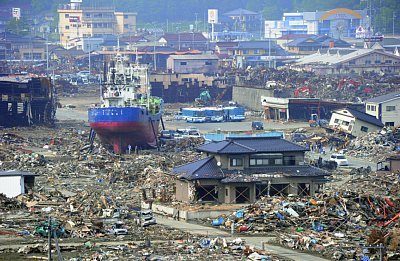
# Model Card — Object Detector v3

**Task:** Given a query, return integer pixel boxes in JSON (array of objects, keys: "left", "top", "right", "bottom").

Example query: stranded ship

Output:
[{"left": 88, "top": 53, "right": 163, "bottom": 153}]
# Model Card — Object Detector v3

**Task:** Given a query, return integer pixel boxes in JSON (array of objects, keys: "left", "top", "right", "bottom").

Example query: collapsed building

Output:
[{"left": 0, "top": 74, "right": 56, "bottom": 127}]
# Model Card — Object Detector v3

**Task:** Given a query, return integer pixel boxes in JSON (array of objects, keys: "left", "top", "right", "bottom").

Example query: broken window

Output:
[
  {"left": 361, "top": 126, "right": 368, "bottom": 132},
  {"left": 298, "top": 183, "right": 310, "bottom": 196},
  {"left": 195, "top": 185, "right": 218, "bottom": 202},
  {"left": 234, "top": 186, "right": 250, "bottom": 203}
]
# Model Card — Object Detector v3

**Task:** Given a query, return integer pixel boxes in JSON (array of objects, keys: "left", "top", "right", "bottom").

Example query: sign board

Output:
[
  {"left": 355, "top": 26, "right": 365, "bottom": 39},
  {"left": 364, "top": 36, "right": 384, "bottom": 42},
  {"left": 69, "top": 16, "right": 80, "bottom": 23},
  {"left": 12, "top": 8, "right": 21, "bottom": 20},
  {"left": 208, "top": 9, "right": 218, "bottom": 24}
]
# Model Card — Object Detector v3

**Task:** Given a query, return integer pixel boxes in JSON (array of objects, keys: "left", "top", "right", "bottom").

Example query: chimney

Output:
[{"left": 329, "top": 40, "right": 334, "bottom": 48}]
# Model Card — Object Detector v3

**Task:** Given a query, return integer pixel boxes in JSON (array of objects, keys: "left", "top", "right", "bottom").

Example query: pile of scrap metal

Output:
[
  {"left": 206, "top": 190, "right": 400, "bottom": 260},
  {"left": 0, "top": 74, "right": 56, "bottom": 127}
]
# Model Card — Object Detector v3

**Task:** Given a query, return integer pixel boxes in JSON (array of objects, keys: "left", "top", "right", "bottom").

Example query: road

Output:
[
  {"left": 156, "top": 215, "right": 330, "bottom": 261},
  {"left": 307, "top": 149, "right": 376, "bottom": 171}
]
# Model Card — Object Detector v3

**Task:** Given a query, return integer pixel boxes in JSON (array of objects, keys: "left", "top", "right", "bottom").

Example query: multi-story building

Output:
[
  {"left": 365, "top": 91, "right": 400, "bottom": 127},
  {"left": 265, "top": 8, "right": 368, "bottom": 39},
  {"left": 58, "top": 1, "right": 136, "bottom": 49}
]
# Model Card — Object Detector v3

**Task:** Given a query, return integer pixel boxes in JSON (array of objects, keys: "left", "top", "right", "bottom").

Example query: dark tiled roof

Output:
[
  {"left": 287, "top": 36, "right": 351, "bottom": 48},
  {"left": 161, "top": 33, "right": 207, "bottom": 42},
  {"left": 221, "top": 174, "right": 260, "bottom": 183},
  {"left": 346, "top": 108, "right": 384, "bottom": 127},
  {"left": 171, "top": 155, "right": 328, "bottom": 181},
  {"left": 171, "top": 156, "right": 223, "bottom": 180},
  {"left": 236, "top": 41, "right": 280, "bottom": 50},
  {"left": 223, "top": 165, "right": 329, "bottom": 177},
  {"left": 365, "top": 91, "right": 400, "bottom": 103},
  {"left": 198, "top": 137, "right": 307, "bottom": 154}
]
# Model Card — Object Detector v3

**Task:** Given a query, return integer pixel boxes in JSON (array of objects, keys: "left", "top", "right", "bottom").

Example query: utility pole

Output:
[
  {"left": 195, "top": 13, "right": 198, "bottom": 32},
  {"left": 46, "top": 32, "right": 49, "bottom": 75},
  {"left": 393, "top": 11, "right": 396, "bottom": 36},
  {"left": 47, "top": 217, "right": 52, "bottom": 261},
  {"left": 268, "top": 29, "right": 271, "bottom": 68}
]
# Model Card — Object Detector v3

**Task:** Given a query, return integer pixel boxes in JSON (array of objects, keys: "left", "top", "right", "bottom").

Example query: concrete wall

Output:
[
  {"left": 233, "top": 86, "right": 274, "bottom": 111},
  {"left": 390, "top": 159, "right": 400, "bottom": 171},
  {"left": 167, "top": 59, "right": 219, "bottom": 74},
  {"left": 142, "top": 202, "right": 232, "bottom": 221},
  {"left": 0, "top": 176, "right": 22, "bottom": 198},
  {"left": 175, "top": 180, "right": 190, "bottom": 202}
]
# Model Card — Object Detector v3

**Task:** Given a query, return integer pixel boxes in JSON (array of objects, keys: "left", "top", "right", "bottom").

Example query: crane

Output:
[
  {"left": 337, "top": 79, "right": 359, "bottom": 91},
  {"left": 294, "top": 86, "right": 312, "bottom": 98}
]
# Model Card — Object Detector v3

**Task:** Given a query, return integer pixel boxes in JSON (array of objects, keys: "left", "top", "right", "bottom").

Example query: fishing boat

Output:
[{"left": 88, "top": 53, "right": 163, "bottom": 153}]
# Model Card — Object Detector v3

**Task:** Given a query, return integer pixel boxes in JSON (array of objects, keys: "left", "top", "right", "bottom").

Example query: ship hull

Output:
[{"left": 88, "top": 107, "right": 161, "bottom": 153}]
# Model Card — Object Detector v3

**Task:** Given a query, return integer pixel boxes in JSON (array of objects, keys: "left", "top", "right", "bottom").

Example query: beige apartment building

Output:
[{"left": 58, "top": 3, "right": 136, "bottom": 49}]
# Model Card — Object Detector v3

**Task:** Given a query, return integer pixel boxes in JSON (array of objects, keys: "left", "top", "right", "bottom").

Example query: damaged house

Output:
[
  {"left": 171, "top": 137, "right": 329, "bottom": 204},
  {"left": 329, "top": 108, "right": 384, "bottom": 137}
]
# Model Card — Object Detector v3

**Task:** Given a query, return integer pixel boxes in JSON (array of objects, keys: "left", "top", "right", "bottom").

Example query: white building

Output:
[
  {"left": 0, "top": 170, "right": 37, "bottom": 198},
  {"left": 265, "top": 8, "right": 368, "bottom": 39},
  {"left": 365, "top": 92, "right": 400, "bottom": 127},
  {"left": 329, "top": 108, "right": 383, "bottom": 137}
]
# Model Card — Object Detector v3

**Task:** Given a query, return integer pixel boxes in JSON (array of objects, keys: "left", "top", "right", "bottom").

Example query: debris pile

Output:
[
  {"left": 347, "top": 127, "right": 400, "bottom": 161},
  {"left": 204, "top": 178, "right": 400, "bottom": 260}
]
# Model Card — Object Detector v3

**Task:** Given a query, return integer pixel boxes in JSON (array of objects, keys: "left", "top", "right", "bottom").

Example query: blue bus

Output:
[
  {"left": 181, "top": 108, "right": 207, "bottom": 123},
  {"left": 204, "top": 107, "right": 224, "bottom": 122},
  {"left": 223, "top": 106, "right": 246, "bottom": 121}
]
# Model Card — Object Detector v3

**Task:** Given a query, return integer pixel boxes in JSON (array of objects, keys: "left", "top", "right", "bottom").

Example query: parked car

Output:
[
  {"left": 251, "top": 121, "right": 264, "bottom": 130},
  {"left": 330, "top": 154, "right": 348, "bottom": 166},
  {"left": 108, "top": 221, "right": 128, "bottom": 235}
]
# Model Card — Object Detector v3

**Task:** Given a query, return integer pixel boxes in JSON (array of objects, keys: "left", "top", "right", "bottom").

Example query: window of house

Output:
[
  {"left": 334, "top": 118, "right": 339, "bottom": 123},
  {"left": 367, "top": 105, "right": 371, "bottom": 110},
  {"left": 365, "top": 60, "right": 371, "bottom": 64},
  {"left": 87, "top": 23, "right": 91, "bottom": 28},
  {"left": 230, "top": 158, "right": 243, "bottom": 167},
  {"left": 205, "top": 61, "right": 212, "bottom": 65},
  {"left": 361, "top": 126, "right": 369, "bottom": 132},
  {"left": 370, "top": 105, "right": 376, "bottom": 111},
  {"left": 342, "top": 121, "right": 350, "bottom": 126},
  {"left": 375, "top": 60, "right": 381, "bottom": 64},
  {"left": 124, "top": 15, "right": 128, "bottom": 19},
  {"left": 65, "top": 25, "right": 69, "bottom": 30},
  {"left": 65, "top": 14, "right": 69, "bottom": 18},
  {"left": 180, "top": 62, "right": 187, "bottom": 65},
  {"left": 385, "top": 122, "right": 395, "bottom": 127},
  {"left": 283, "top": 156, "right": 296, "bottom": 165},
  {"left": 385, "top": 60, "right": 392, "bottom": 64},
  {"left": 243, "top": 50, "right": 248, "bottom": 54},
  {"left": 349, "top": 60, "right": 356, "bottom": 65},
  {"left": 254, "top": 49, "right": 260, "bottom": 54},
  {"left": 124, "top": 24, "right": 129, "bottom": 29},
  {"left": 386, "top": 106, "right": 396, "bottom": 111},
  {"left": 225, "top": 188, "right": 228, "bottom": 196},
  {"left": 249, "top": 154, "right": 283, "bottom": 166}
]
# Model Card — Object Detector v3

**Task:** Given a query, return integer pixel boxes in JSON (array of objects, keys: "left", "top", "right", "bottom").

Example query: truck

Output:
[
  {"left": 133, "top": 209, "right": 157, "bottom": 227},
  {"left": 223, "top": 106, "right": 246, "bottom": 122}
]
